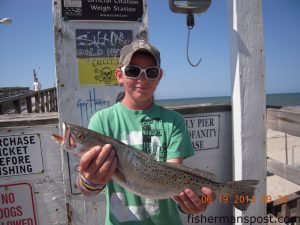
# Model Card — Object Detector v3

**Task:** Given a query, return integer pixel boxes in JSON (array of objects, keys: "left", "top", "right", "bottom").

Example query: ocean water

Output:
[{"left": 156, "top": 92, "right": 300, "bottom": 107}]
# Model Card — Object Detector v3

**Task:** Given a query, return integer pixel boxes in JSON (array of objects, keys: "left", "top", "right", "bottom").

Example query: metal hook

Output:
[{"left": 186, "top": 13, "right": 202, "bottom": 67}]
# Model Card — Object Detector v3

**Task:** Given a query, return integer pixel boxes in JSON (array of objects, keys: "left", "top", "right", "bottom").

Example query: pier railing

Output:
[
  {"left": 266, "top": 107, "right": 300, "bottom": 222},
  {"left": 0, "top": 87, "right": 58, "bottom": 114},
  {"left": 266, "top": 107, "right": 300, "bottom": 185}
]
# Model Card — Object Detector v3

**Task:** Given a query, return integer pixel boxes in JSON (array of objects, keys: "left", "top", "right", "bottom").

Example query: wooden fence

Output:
[
  {"left": 266, "top": 107, "right": 300, "bottom": 184},
  {"left": 0, "top": 87, "right": 58, "bottom": 114}
]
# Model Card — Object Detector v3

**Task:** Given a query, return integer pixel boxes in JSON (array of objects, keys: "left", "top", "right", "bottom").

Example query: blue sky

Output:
[{"left": 0, "top": 0, "right": 299, "bottom": 99}]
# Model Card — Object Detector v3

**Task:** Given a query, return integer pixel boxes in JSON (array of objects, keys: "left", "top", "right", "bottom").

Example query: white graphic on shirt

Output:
[
  {"left": 151, "top": 136, "right": 161, "bottom": 161},
  {"left": 144, "top": 198, "right": 160, "bottom": 215},
  {"left": 122, "top": 131, "right": 143, "bottom": 145},
  {"left": 111, "top": 192, "right": 159, "bottom": 222},
  {"left": 121, "top": 131, "right": 163, "bottom": 160}
]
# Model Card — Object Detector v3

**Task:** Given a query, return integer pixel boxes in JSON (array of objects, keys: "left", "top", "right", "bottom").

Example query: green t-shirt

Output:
[{"left": 89, "top": 102, "right": 194, "bottom": 225}]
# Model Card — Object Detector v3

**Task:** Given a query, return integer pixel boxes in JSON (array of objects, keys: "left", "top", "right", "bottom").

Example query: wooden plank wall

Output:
[{"left": 0, "top": 118, "right": 67, "bottom": 225}]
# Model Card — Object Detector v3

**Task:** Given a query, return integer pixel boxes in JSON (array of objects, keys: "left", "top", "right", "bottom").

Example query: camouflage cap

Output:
[{"left": 119, "top": 40, "right": 161, "bottom": 66}]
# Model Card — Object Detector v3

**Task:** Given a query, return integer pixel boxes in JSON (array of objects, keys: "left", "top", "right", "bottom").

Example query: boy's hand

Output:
[{"left": 173, "top": 187, "right": 215, "bottom": 214}]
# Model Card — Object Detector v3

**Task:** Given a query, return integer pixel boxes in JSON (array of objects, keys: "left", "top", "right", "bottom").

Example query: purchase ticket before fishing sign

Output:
[
  {"left": 0, "top": 134, "right": 43, "bottom": 177},
  {"left": 185, "top": 115, "right": 220, "bottom": 150}
]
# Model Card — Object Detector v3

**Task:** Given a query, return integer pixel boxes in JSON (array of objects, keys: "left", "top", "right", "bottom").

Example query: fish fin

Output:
[
  {"left": 188, "top": 168, "right": 217, "bottom": 181},
  {"left": 51, "top": 134, "right": 63, "bottom": 144},
  {"left": 227, "top": 180, "right": 259, "bottom": 211}
]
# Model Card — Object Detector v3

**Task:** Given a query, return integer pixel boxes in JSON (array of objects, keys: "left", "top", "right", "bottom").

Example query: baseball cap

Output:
[{"left": 119, "top": 40, "right": 161, "bottom": 66}]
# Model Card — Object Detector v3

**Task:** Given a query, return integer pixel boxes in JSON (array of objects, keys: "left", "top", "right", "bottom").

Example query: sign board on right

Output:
[{"left": 185, "top": 115, "right": 220, "bottom": 150}]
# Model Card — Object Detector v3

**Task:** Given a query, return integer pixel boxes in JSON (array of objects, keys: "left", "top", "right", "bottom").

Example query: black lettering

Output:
[
  {"left": 18, "top": 155, "right": 24, "bottom": 164},
  {"left": 23, "top": 136, "right": 29, "bottom": 145},
  {"left": 1, "top": 135, "right": 36, "bottom": 146},
  {"left": 9, "top": 165, "right": 16, "bottom": 174},
  {"left": 185, "top": 119, "right": 195, "bottom": 129},
  {"left": 0, "top": 165, "right": 33, "bottom": 176},
  {"left": 3, "top": 137, "right": 13, "bottom": 146},
  {"left": 17, "top": 137, "right": 23, "bottom": 145},
  {"left": 0, "top": 166, "right": 7, "bottom": 175},
  {"left": 0, "top": 147, "right": 9, "bottom": 156},
  {"left": 16, "top": 146, "right": 22, "bottom": 154},
  {"left": 209, "top": 118, "right": 214, "bottom": 126},
  {"left": 22, "top": 146, "right": 28, "bottom": 154},
  {"left": 9, "top": 147, "right": 16, "bottom": 155},
  {"left": 1, "top": 156, "right": 32, "bottom": 165},
  {"left": 200, "top": 129, "right": 206, "bottom": 137},
  {"left": 192, "top": 140, "right": 204, "bottom": 149},
  {"left": 197, "top": 118, "right": 215, "bottom": 127},
  {"left": 19, "top": 165, "right": 26, "bottom": 173},
  {"left": 29, "top": 135, "right": 36, "bottom": 144},
  {"left": 12, "top": 157, "right": 18, "bottom": 165},
  {"left": 24, "top": 155, "right": 30, "bottom": 163},
  {"left": 10, "top": 138, "right": 16, "bottom": 146},
  {"left": 27, "top": 164, "right": 33, "bottom": 173},
  {"left": 0, "top": 157, "right": 4, "bottom": 166},
  {"left": 0, "top": 145, "right": 29, "bottom": 157}
]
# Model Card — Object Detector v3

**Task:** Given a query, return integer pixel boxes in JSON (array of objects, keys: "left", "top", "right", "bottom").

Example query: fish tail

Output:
[{"left": 226, "top": 180, "right": 259, "bottom": 211}]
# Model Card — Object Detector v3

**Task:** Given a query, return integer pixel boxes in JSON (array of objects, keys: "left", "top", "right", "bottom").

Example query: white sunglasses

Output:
[{"left": 121, "top": 65, "right": 160, "bottom": 80}]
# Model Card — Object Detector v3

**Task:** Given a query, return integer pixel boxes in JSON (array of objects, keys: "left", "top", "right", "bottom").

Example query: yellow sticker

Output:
[{"left": 78, "top": 58, "right": 119, "bottom": 85}]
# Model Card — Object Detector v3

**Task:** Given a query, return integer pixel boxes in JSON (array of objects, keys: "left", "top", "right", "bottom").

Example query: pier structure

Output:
[
  {"left": 1, "top": 101, "right": 299, "bottom": 224},
  {"left": 1, "top": 1, "right": 299, "bottom": 225},
  {"left": 227, "top": 0, "right": 266, "bottom": 222}
]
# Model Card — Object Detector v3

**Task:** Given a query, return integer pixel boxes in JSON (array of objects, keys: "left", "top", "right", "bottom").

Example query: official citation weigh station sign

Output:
[
  {"left": 0, "top": 182, "right": 37, "bottom": 225},
  {"left": 0, "top": 134, "right": 43, "bottom": 177},
  {"left": 62, "top": 0, "right": 144, "bottom": 21}
]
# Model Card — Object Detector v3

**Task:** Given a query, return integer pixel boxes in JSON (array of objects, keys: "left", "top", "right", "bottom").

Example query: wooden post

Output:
[
  {"left": 281, "top": 204, "right": 290, "bottom": 218},
  {"left": 0, "top": 104, "right": 3, "bottom": 115},
  {"left": 26, "top": 96, "right": 33, "bottom": 113},
  {"left": 45, "top": 90, "right": 50, "bottom": 112},
  {"left": 50, "top": 90, "right": 54, "bottom": 112},
  {"left": 52, "top": 0, "right": 148, "bottom": 224},
  {"left": 13, "top": 99, "right": 21, "bottom": 114},
  {"left": 54, "top": 88, "right": 58, "bottom": 111},
  {"left": 227, "top": 0, "right": 266, "bottom": 223},
  {"left": 296, "top": 198, "right": 300, "bottom": 225},
  {"left": 40, "top": 92, "right": 45, "bottom": 112}
]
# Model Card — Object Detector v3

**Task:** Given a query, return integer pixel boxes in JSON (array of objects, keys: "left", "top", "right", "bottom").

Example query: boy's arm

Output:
[{"left": 76, "top": 144, "right": 117, "bottom": 197}]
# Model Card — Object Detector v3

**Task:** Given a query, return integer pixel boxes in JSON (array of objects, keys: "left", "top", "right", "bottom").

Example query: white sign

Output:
[
  {"left": 0, "top": 134, "right": 43, "bottom": 177},
  {"left": 0, "top": 182, "right": 38, "bottom": 225},
  {"left": 185, "top": 115, "right": 220, "bottom": 150}
]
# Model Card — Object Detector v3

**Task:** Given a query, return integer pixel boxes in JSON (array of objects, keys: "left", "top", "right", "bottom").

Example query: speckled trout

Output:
[{"left": 52, "top": 122, "right": 259, "bottom": 211}]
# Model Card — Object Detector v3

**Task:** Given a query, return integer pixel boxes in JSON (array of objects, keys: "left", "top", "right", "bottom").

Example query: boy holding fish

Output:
[{"left": 77, "top": 40, "right": 214, "bottom": 224}]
